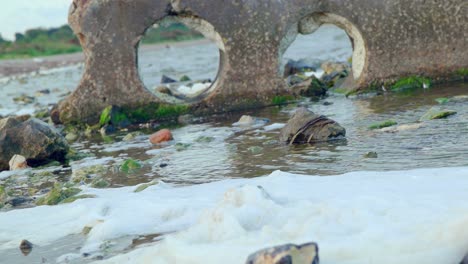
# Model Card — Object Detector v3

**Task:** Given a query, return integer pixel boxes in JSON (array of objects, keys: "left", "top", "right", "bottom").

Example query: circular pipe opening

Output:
[{"left": 137, "top": 15, "right": 226, "bottom": 104}]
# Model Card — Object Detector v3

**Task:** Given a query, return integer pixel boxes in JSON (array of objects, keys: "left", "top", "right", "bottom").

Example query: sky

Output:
[{"left": 0, "top": 1, "right": 72, "bottom": 40}]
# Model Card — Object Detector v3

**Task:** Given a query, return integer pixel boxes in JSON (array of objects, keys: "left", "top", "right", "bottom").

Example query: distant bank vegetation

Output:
[{"left": 0, "top": 22, "right": 203, "bottom": 60}]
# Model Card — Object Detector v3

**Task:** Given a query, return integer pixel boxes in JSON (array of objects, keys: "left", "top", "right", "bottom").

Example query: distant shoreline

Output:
[{"left": 0, "top": 38, "right": 210, "bottom": 78}]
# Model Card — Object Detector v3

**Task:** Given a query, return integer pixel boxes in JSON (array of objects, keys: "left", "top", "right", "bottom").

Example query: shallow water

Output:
[{"left": 0, "top": 25, "right": 467, "bottom": 263}]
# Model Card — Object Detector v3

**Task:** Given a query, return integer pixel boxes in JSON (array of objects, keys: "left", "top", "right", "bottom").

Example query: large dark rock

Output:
[
  {"left": 246, "top": 242, "right": 319, "bottom": 264},
  {"left": 280, "top": 108, "right": 345, "bottom": 144},
  {"left": 0, "top": 117, "right": 69, "bottom": 171}
]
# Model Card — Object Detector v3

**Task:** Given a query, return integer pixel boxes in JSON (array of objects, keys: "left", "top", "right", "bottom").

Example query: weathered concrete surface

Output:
[{"left": 59, "top": 0, "right": 468, "bottom": 124}]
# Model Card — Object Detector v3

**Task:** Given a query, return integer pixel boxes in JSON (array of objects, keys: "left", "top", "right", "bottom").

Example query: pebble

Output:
[{"left": 9, "top": 154, "right": 29, "bottom": 171}]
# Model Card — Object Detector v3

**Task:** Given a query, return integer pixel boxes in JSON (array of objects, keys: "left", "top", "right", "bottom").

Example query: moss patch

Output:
[
  {"left": 134, "top": 181, "right": 158, "bottom": 193},
  {"left": 456, "top": 68, "right": 468, "bottom": 77},
  {"left": 36, "top": 183, "right": 81, "bottom": 205},
  {"left": 120, "top": 159, "right": 142, "bottom": 173},
  {"left": 435, "top": 98, "right": 450, "bottom": 104},
  {"left": 91, "top": 178, "right": 110, "bottom": 188},
  {"left": 272, "top": 95, "right": 295, "bottom": 105},
  {"left": 420, "top": 107, "right": 457, "bottom": 121},
  {"left": 391, "top": 76, "right": 431, "bottom": 91},
  {"left": 120, "top": 103, "right": 189, "bottom": 124},
  {"left": 369, "top": 120, "right": 397, "bottom": 130},
  {"left": 61, "top": 194, "right": 96, "bottom": 204}
]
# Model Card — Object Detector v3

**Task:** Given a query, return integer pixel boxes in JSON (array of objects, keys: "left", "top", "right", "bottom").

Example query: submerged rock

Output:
[
  {"left": 280, "top": 108, "right": 345, "bottom": 144},
  {"left": 0, "top": 117, "right": 69, "bottom": 171},
  {"left": 246, "top": 242, "right": 319, "bottom": 264},
  {"left": 19, "top": 239, "right": 33, "bottom": 256},
  {"left": 364, "top": 152, "right": 378, "bottom": 158},
  {"left": 149, "top": 129, "right": 173, "bottom": 144},
  {"left": 420, "top": 107, "right": 457, "bottom": 121}
]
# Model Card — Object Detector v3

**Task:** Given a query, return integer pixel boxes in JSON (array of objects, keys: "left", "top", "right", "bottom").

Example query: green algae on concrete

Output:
[
  {"left": 391, "top": 76, "right": 432, "bottom": 91},
  {"left": 272, "top": 95, "right": 295, "bottom": 105}
]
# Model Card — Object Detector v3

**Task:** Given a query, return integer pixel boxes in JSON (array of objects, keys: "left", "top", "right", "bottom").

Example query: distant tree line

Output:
[{"left": 0, "top": 22, "right": 204, "bottom": 59}]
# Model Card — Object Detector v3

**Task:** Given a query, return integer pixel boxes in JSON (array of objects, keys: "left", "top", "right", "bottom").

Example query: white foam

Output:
[{"left": 1, "top": 167, "right": 468, "bottom": 264}]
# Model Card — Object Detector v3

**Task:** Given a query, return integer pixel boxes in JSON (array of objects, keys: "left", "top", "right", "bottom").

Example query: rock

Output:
[
  {"left": 20, "top": 239, "right": 33, "bottom": 256},
  {"left": 287, "top": 75, "right": 307, "bottom": 86},
  {"left": 280, "top": 108, "right": 346, "bottom": 144},
  {"left": 435, "top": 97, "right": 449, "bottom": 104},
  {"left": 179, "top": 75, "right": 191, "bottom": 82},
  {"left": 420, "top": 107, "right": 457, "bottom": 121},
  {"left": 283, "top": 59, "right": 318, "bottom": 78},
  {"left": 233, "top": 115, "right": 269, "bottom": 127},
  {"left": 195, "top": 136, "right": 215, "bottom": 143},
  {"left": 100, "top": 125, "right": 116, "bottom": 136},
  {"left": 248, "top": 146, "right": 263, "bottom": 154},
  {"left": 161, "top": 75, "right": 177, "bottom": 84},
  {"left": 0, "top": 117, "right": 69, "bottom": 171},
  {"left": 65, "top": 132, "right": 79, "bottom": 142},
  {"left": 149, "top": 129, "right": 173, "bottom": 144},
  {"left": 36, "top": 183, "right": 81, "bottom": 205},
  {"left": 320, "top": 71, "right": 348, "bottom": 88},
  {"left": 380, "top": 123, "right": 423, "bottom": 133},
  {"left": 122, "top": 131, "right": 143, "bottom": 141},
  {"left": 120, "top": 159, "right": 142, "bottom": 173},
  {"left": 289, "top": 76, "right": 327, "bottom": 99},
  {"left": 155, "top": 86, "right": 172, "bottom": 95},
  {"left": 50, "top": 107, "right": 62, "bottom": 124},
  {"left": 7, "top": 196, "right": 32, "bottom": 207},
  {"left": 364, "top": 152, "right": 378, "bottom": 158},
  {"left": 9, "top": 154, "right": 29, "bottom": 170},
  {"left": 368, "top": 120, "right": 397, "bottom": 130},
  {"left": 246, "top": 242, "right": 319, "bottom": 264},
  {"left": 321, "top": 61, "right": 350, "bottom": 75},
  {"left": 236, "top": 115, "right": 256, "bottom": 125},
  {"left": 13, "top": 94, "right": 35, "bottom": 104},
  {"left": 300, "top": 76, "right": 327, "bottom": 98}
]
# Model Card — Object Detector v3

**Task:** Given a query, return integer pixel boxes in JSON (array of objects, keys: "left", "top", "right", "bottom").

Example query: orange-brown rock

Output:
[{"left": 149, "top": 129, "right": 173, "bottom": 144}]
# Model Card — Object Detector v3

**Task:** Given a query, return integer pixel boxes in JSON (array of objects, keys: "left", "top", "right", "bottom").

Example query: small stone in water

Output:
[
  {"left": 364, "top": 152, "right": 378, "bottom": 158},
  {"left": 65, "top": 132, "right": 78, "bottom": 142},
  {"left": 120, "top": 159, "right": 142, "bottom": 173},
  {"left": 195, "top": 136, "right": 215, "bottom": 143},
  {"left": 149, "top": 129, "right": 173, "bottom": 144},
  {"left": 248, "top": 146, "right": 264, "bottom": 154},
  {"left": 155, "top": 86, "right": 172, "bottom": 95},
  {"left": 19, "top": 240, "right": 33, "bottom": 256}
]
